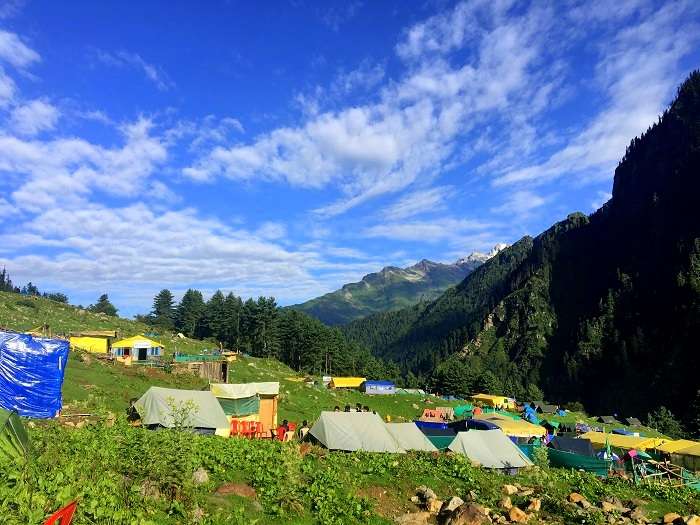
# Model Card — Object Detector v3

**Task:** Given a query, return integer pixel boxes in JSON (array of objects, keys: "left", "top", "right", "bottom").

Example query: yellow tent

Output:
[
  {"left": 70, "top": 336, "right": 108, "bottom": 354},
  {"left": 329, "top": 377, "right": 366, "bottom": 389},
  {"left": 112, "top": 335, "right": 164, "bottom": 348},
  {"left": 670, "top": 443, "right": 700, "bottom": 472},
  {"left": 580, "top": 431, "right": 666, "bottom": 451},
  {"left": 474, "top": 413, "right": 546, "bottom": 438},
  {"left": 674, "top": 443, "right": 700, "bottom": 457},
  {"left": 471, "top": 393, "right": 516, "bottom": 409},
  {"left": 655, "top": 439, "right": 699, "bottom": 454}
]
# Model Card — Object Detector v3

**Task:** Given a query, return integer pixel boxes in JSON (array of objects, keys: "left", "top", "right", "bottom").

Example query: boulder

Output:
[
  {"left": 502, "top": 484, "right": 519, "bottom": 496},
  {"left": 508, "top": 507, "right": 528, "bottom": 523},
  {"left": 440, "top": 503, "right": 491, "bottom": 525},
  {"left": 499, "top": 496, "right": 512, "bottom": 510},
  {"left": 395, "top": 512, "right": 431, "bottom": 525},
  {"left": 417, "top": 486, "right": 438, "bottom": 502},
  {"left": 441, "top": 496, "right": 465, "bottom": 514},
  {"left": 192, "top": 467, "right": 209, "bottom": 485},
  {"left": 601, "top": 501, "right": 618, "bottom": 513},
  {"left": 686, "top": 515, "right": 700, "bottom": 525},
  {"left": 526, "top": 498, "right": 541, "bottom": 512},
  {"left": 663, "top": 513, "right": 682, "bottom": 524},
  {"left": 568, "top": 493, "right": 586, "bottom": 504},
  {"left": 427, "top": 499, "right": 445, "bottom": 514},
  {"left": 627, "top": 507, "right": 647, "bottom": 522}
]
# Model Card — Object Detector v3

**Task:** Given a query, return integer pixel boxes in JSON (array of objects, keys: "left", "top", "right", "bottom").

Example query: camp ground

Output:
[
  {"left": 473, "top": 412, "right": 546, "bottom": 440},
  {"left": 470, "top": 393, "right": 516, "bottom": 410},
  {"left": 308, "top": 411, "right": 405, "bottom": 452},
  {"left": 386, "top": 422, "right": 438, "bottom": 452},
  {"left": 448, "top": 430, "right": 533, "bottom": 470},
  {"left": 210, "top": 382, "right": 280, "bottom": 435},
  {"left": 135, "top": 386, "right": 230, "bottom": 436}
]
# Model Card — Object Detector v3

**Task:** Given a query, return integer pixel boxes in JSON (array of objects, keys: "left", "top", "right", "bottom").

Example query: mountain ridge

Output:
[{"left": 290, "top": 246, "right": 507, "bottom": 325}]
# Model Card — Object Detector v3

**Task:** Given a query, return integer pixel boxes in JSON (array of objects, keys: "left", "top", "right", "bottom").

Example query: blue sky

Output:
[{"left": 0, "top": 0, "right": 698, "bottom": 316}]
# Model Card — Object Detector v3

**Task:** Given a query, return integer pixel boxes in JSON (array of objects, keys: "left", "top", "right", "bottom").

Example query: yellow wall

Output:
[{"left": 70, "top": 336, "right": 109, "bottom": 354}]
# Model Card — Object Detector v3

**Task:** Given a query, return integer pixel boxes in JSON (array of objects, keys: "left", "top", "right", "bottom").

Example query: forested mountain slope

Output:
[
  {"left": 344, "top": 71, "right": 700, "bottom": 420},
  {"left": 290, "top": 253, "right": 495, "bottom": 325}
]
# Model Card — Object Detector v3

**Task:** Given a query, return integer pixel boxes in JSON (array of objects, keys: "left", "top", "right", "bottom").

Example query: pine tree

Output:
[
  {"left": 151, "top": 289, "right": 176, "bottom": 329},
  {"left": 175, "top": 289, "right": 205, "bottom": 337},
  {"left": 90, "top": 294, "right": 118, "bottom": 316},
  {"left": 204, "top": 291, "right": 227, "bottom": 342}
]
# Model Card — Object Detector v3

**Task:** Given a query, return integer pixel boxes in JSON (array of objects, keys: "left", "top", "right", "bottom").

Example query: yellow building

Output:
[
  {"left": 328, "top": 377, "right": 366, "bottom": 389},
  {"left": 69, "top": 330, "right": 117, "bottom": 354},
  {"left": 111, "top": 335, "right": 164, "bottom": 366}
]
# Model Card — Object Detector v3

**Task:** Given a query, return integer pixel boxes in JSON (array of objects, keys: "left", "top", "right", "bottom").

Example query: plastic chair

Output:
[
  {"left": 287, "top": 422, "right": 297, "bottom": 432},
  {"left": 252, "top": 421, "right": 263, "bottom": 438},
  {"left": 240, "top": 420, "right": 252, "bottom": 438},
  {"left": 44, "top": 501, "right": 77, "bottom": 525},
  {"left": 230, "top": 419, "right": 239, "bottom": 437},
  {"left": 283, "top": 430, "right": 295, "bottom": 442}
]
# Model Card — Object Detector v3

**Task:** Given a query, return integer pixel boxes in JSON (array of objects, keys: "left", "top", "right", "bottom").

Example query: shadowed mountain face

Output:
[
  {"left": 343, "top": 72, "right": 700, "bottom": 420},
  {"left": 290, "top": 246, "right": 506, "bottom": 326}
]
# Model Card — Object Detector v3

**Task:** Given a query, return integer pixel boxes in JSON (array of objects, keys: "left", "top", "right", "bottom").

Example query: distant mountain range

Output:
[
  {"left": 342, "top": 71, "right": 700, "bottom": 423},
  {"left": 290, "top": 244, "right": 507, "bottom": 325}
]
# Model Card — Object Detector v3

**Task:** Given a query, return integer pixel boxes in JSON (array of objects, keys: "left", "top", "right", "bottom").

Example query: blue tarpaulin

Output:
[{"left": 0, "top": 331, "right": 70, "bottom": 418}]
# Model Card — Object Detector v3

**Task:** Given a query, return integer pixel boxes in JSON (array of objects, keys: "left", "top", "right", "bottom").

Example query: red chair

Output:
[
  {"left": 252, "top": 421, "right": 262, "bottom": 438},
  {"left": 230, "top": 419, "right": 239, "bottom": 437},
  {"left": 240, "top": 420, "right": 252, "bottom": 438},
  {"left": 287, "top": 422, "right": 297, "bottom": 432},
  {"left": 276, "top": 425, "right": 286, "bottom": 441},
  {"left": 44, "top": 501, "right": 77, "bottom": 525}
]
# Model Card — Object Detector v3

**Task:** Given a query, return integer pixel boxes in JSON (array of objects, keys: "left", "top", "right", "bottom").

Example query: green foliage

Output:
[
  {"left": 151, "top": 289, "right": 176, "bottom": 329},
  {"left": 532, "top": 446, "right": 550, "bottom": 469},
  {"left": 89, "top": 293, "right": 118, "bottom": 316},
  {"left": 646, "top": 406, "right": 686, "bottom": 439}
]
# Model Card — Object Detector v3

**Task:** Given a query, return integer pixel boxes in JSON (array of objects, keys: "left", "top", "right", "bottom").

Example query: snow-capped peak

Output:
[{"left": 456, "top": 243, "right": 508, "bottom": 265}]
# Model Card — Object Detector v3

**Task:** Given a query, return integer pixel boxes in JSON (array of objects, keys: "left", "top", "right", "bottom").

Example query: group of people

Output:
[
  {"left": 275, "top": 419, "right": 310, "bottom": 441},
  {"left": 333, "top": 403, "right": 376, "bottom": 414}
]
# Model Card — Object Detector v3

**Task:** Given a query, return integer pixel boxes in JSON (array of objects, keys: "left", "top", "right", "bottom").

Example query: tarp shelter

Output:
[
  {"left": 135, "top": 387, "right": 230, "bottom": 436},
  {"left": 465, "top": 418, "right": 500, "bottom": 431},
  {"left": 0, "top": 331, "right": 70, "bottom": 418},
  {"left": 670, "top": 443, "right": 700, "bottom": 472},
  {"left": 448, "top": 430, "right": 533, "bottom": 469},
  {"left": 211, "top": 382, "right": 279, "bottom": 434},
  {"left": 471, "top": 393, "right": 516, "bottom": 409},
  {"left": 328, "top": 377, "right": 366, "bottom": 389},
  {"left": 0, "top": 408, "right": 29, "bottom": 461},
  {"left": 386, "top": 423, "right": 438, "bottom": 452},
  {"left": 454, "top": 404, "right": 474, "bottom": 417},
  {"left": 111, "top": 335, "right": 163, "bottom": 364},
  {"left": 598, "top": 416, "right": 618, "bottom": 425},
  {"left": 396, "top": 388, "right": 426, "bottom": 396},
  {"left": 362, "top": 380, "right": 396, "bottom": 395},
  {"left": 624, "top": 417, "right": 642, "bottom": 426},
  {"left": 549, "top": 436, "right": 595, "bottom": 457},
  {"left": 309, "top": 411, "right": 404, "bottom": 452},
  {"left": 655, "top": 439, "right": 700, "bottom": 454},
  {"left": 580, "top": 431, "right": 666, "bottom": 451},
  {"left": 474, "top": 413, "right": 546, "bottom": 438}
]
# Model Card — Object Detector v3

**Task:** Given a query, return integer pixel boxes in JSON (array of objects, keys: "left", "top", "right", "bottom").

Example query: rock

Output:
[
  {"left": 499, "top": 496, "right": 512, "bottom": 510},
  {"left": 75, "top": 420, "right": 86, "bottom": 428},
  {"left": 441, "top": 496, "right": 465, "bottom": 514},
  {"left": 686, "top": 515, "right": 700, "bottom": 525},
  {"left": 627, "top": 507, "right": 646, "bottom": 522},
  {"left": 440, "top": 503, "right": 491, "bottom": 525},
  {"left": 427, "top": 499, "right": 444, "bottom": 514},
  {"left": 502, "top": 484, "right": 519, "bottom": 496},
  {"left": 518, "top": 489, "right": 534, "bottom": 497},
  {"left": 417, "top": 486, "right": 438, "bottom": 502},
  {"left": 508, "top": 507, "right": 529, "bottom": 523},
  {"left": 214, "top": 483, "right": 257, "bottom": 499},
  {"left": 526, "top": 498, "right": 541, "bottom": 512},
  {"left": 192, "top": 467, "right": 209, "bottom": 485},
  {"left": 663, "top": 513, "right": 682, "bottom": 524},
  {"left": 568, "top": 492, "right": 586, "bottom": 504},
  {"left": 602, "top": 501, "right": 619, "bottom": 513},
  {"left": 411, "top": 496, "right": 421, "bottom": 505},
  {"left": 395, "top": 512, "right": 431, "bottom": 525},
  {"left": 139, "top": 480, "right": 162, "bottom": 500}
]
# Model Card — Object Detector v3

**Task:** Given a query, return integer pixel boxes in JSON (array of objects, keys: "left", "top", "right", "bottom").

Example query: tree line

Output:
[
  {"left": 1, "top": 267, "right": 69, "bottom": 304},
  {"left": 139, "top": 288, "right": 400, "bottom": 380}
]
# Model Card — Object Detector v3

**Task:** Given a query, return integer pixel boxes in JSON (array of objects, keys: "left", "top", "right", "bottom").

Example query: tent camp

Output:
[
  {"left": 386, "top": 423, "right": 438, "bottom": 452},
  {"left": 135, "top": 387, "right": 230, "bottom": 436},
  {"left": 211, "top": 382, "right": 279, "bottom": 434},
  {"left": 547, "top": 436, "right": 610, "bottom": 475},
  {"left": 396, "top": 388, "right": 426, "bottom": 396},
  {"left": 670, "top": 443, "right": 700, "bottom": 472},
  {"left": 309, "top": 412, "right": 404, "bottom": 452},
  {"left": 655, "top": 439, "right": 699, "bottom": 454},
  {"left": 0, "top": 408, "right": 29, "bottom": 461},
  {"left": 624, "top": 417, "right": 642, "bottom": 426},
  {"left": 111, "top": 335, "right": 163, "bottom": 365},
  {"left": 470, "top": 393, "right": 516, "bottom": 409},
  {"left": 0, "top": 331, "right": 70, "bottom": 418},
  {"left": 549, "top": 436, "right": 595, "bottom": 457},
  {"left": 328, "top": 377, "right": 366, "bottom": 389},
  {"left": 448, "top": 430, "right": 533, "bottom": 469},
  {"left": 362, "top": 380, "right": 395, "bottom": 395},
  {"left": 454, "top": 404, "right": 474, "bottom": 417},
  {"left": 580, "top": 431, "right": 666, "bottom": 451},
  {"left": 474, "top": 413, "right": 546, "bottom": 439}
]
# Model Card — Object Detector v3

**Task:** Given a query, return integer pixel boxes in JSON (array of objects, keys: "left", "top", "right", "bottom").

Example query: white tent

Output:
[
  {"left": 210, "top": 382, "right": 279, "bottom": 398},
  {"left": 135, "top": 387, "right": 230, "bottom": 436},
  {"left": 386, "top": 423, "right": 438, "bottom": 452},
  {"left": 448, "top": 430, "right": 533, "bottom": 469},
  {"left": 309, "top": 412, "right": 404, "bottom": 453}
]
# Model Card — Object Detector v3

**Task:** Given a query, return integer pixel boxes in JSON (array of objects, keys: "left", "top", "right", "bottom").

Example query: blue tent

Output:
[
  {"left": 0, "top": 332, "right": 70, "bottom": 418},
  {"left": 466, "top": 418, "right": 500, "bottom": 431},
  {"left": 361, "top": 380, "right": 395, "bottom": 395}
]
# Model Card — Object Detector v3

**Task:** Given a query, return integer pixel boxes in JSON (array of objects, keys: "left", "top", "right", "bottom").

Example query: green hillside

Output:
[
  {"left": 290, "top": 257, "right": 486, "bottom": 325},
  {"left": 343, "top": 71, "right": 700, "bottom": 428}
]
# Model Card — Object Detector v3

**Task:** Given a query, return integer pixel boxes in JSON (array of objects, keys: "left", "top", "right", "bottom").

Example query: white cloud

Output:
[
  {"left": 383, "top": 186, "right": 454, "bottom": 220},
  {"left": 0, "top": 66, "right": 14, "bottom": 106},
  {"left": 363, "top": 217, "right": 494, "bottom": 243},
  {"left": 495, "top": 1, "right": 700, "bottom": 187},
  {"left": 591, "top": 191, "right": 612, "bottom": 210},
  {"left": 491, "top": 190, "right": 547, "bottom": 217},
  {"left": 256, "top": 222, "right": 287, "bottom": 240},
  {"left": 10, "top": 99, "right": 60, "bottom": 136},
  {"left": 0, "top": 30, "right": 40, "bottom": 68},
  {"left": 0, "top": 0, "right": 26, "bottom": 19},
  {"left": 94, "top": 49, "right": 173, "bottom": 91}
]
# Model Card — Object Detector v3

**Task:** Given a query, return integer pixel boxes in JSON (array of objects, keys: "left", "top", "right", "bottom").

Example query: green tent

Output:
[
  {"left": 454, "top": 404, "right": 474, "bottom": 417},
  {"left": 0, "top": 408, "right": 29, "bottom": 461}
]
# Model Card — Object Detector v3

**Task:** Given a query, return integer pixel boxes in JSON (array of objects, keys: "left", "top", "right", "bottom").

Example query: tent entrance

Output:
[{"left": 138, "top": 348, "right": 147, "bottom": 361}]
